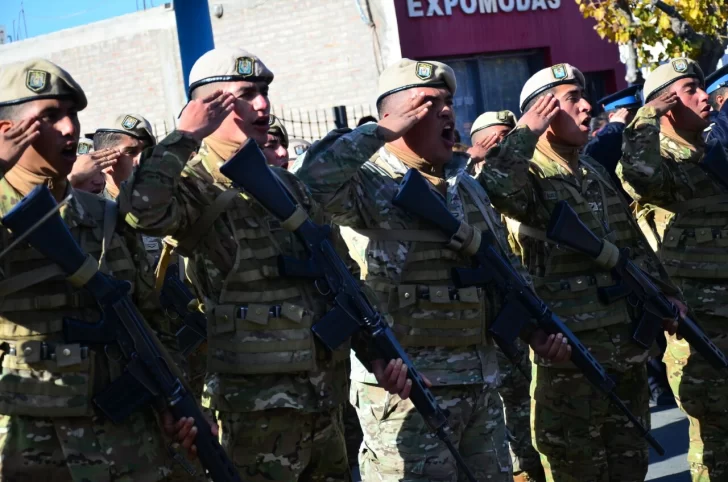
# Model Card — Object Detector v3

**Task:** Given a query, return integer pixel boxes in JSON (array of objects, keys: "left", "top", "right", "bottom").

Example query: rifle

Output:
[
  {"left": 547, "top": 200, "right": 728, "bottom": 371},
  {"left": 218, "top": 140, "right": 479, "bottom": 482},
  {"left": 392, "top": 169, "right": 665, "bottom": 455},
  {"left": 1, "top": 186, "right": 241, "bottom": 482},
  {"left": 159, "top": 263, "right": 207, "bottom": 357},
  {"left": 700, "top": 141, "right": 728, "bottom": 190}
]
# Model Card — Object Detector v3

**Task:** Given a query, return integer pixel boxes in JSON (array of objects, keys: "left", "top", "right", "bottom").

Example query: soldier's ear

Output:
[{"left": 0, "top": 119, "right": 13, "bottom": 133}]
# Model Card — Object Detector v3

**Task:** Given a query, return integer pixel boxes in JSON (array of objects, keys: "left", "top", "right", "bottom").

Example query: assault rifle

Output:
[
  {"left": 547, "top": 199, "right": 728, "bottom": 371},
  {"left": 218, "top": 140, "right": 479, "bottom": 482},
  {"left": 392, "top": 168, "right": 665, "bottom": 455},
  {"left": 1, "top": 186, "right": 241, "bottom": 482}
]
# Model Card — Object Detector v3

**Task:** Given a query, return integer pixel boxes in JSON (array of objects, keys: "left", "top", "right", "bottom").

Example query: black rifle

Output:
[
  {"left": 547, "top": 200, "right": 728, "bottom": 371},
  {"left": 392, "top": 169, "right": 665, "bottom": 455},
  {"left": 700, "top": 141, "right": 728, "bottom": 190},
  {"left": 159, "top": 264, "right": 207, "bottom": 357},
  {"left": 2, "top": 186, "right": 241, "bottom": 482},
  {"left": 218, "top": 140, "right": 479, "bottom": 482}
]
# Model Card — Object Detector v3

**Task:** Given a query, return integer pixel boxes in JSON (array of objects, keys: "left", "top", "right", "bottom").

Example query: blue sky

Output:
[{"left": 1, "top": 0, "right": 150, "bottom": 41}]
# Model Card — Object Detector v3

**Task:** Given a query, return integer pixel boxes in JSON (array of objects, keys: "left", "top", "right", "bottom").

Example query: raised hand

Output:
[
  {"left": 377, "top": 91, "right": 432, "bottom": 142},
  {"left": 518, "top": 94, "right": 560, "bottom": 136},
  {"left": 0, "top": 116, "right": 40, "bottom": 170},
  {"left": 68, "top": 148, "right": 120, "bottom": 186},
  {"left": 178, "top": 90, "right": 237, "bottom": 142},
  {"left": 647, "top": 91, "right": 679, "bottom": 117}
]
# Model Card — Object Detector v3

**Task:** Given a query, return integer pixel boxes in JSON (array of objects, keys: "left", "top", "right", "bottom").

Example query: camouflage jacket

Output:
[
  {"left": 291, "top": 123, "right": 537, "bottom": 387},
  {"left": 119, "top": 131, "right": 347, "bottom": 413},
  {"left": 620, "top": 106, "right": 728, "bottom": 325},
  {"left": 480, "top": 126, "right": 673, "bottom": 371}
]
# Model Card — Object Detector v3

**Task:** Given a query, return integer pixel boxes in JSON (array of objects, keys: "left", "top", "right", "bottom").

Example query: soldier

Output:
[
  {"left": 704, "top": 64, "right": 728, "bottom": 146},
  {"left": 292, "top": 58, "right": 571, "bottom": 482},
  {"left": 263, "top": 114, "right": 289, "bottom": 167},
  {"left": 479, "top": 63, "right": 683, "bottom": 482},
  {"left": 467, "top": 110, "right": 517, "bottom": 175},
  {"left": 619, "top": 57, "right": 728, "bottom": 482},
  {"left": 0, "top": 58, "right": 208, "bottom": 480},
  {"left": 118, "top": 47, "right": 409, "bottom": 481}
]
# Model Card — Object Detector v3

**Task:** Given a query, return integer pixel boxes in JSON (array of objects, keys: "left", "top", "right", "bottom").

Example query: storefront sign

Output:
[{"left": 406, "top": 0, "right": 561, "bottom": 17}]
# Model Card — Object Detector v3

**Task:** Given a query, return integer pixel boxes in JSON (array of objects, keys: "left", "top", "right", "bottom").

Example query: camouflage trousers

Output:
[
  {"left": 352, "top": 381, "right": 512, "bottom": 482},
  {"left": 663, "top": 321, "right": 728, "bottom": 482},
  {"left": 495, "top": 342, "right": 544, "bottom": 479},
  {"left": 531, "top": 363, "right": 650, "bottom": 482},
  {"left": 216, "top": 407, "right": 350, "bottom": 481},
  {"left": 0, "top": 409, "right": 171, "bottom": 481}
]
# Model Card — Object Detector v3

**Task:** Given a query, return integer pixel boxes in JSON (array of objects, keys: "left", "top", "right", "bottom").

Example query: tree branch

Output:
[{"left": 650, "top": 0, "right": 701, "bottom": 42}]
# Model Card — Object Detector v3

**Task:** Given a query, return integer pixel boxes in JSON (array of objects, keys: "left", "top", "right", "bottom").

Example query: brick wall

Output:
[{"left": 0, "top": 0, "right": 399, "bottom": 140}]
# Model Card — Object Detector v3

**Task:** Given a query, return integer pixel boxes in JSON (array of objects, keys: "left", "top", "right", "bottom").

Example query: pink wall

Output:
[{"left": 394, "top": 0, "right": 626, "bottom": 91}]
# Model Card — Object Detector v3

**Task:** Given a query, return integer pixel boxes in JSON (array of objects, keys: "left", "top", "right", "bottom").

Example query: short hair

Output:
[
  {"left": 522, "top": 87, "right": 557, "bottom": 114},
  {"left": 190, "top": 81, "right": 232, "bottom": 101},
  {"left": 709, "top": 86, "right": 728, "bottom": 111},
  {"left": 646, "top": 85, "right": 670, "bottom": 104},
  {"left": 357, "top": 115, "right": 378, "bottom": 126},
  {"left": 0, "top": 103, "right": 28, "bottom": 121},
  {"left": 93, "top": 131, "right": 130, "bottom": 151}
]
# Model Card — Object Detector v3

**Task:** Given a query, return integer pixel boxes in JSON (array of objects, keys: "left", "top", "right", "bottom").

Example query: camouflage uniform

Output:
[
  {"left": 495, "top": 340, "right": 543, "bottom": 479},
  {"left": 619, "top": 105, "right": 728, "bottom": 482},
  {"left": 0, "top": 174, "right": 172, "bottom": 480},
  {"left": 480, "top": 126, "right": 674, "bottom": 482},
  {"left": 292, "top": 123, "right": 517, "bottom": 482},
  {"left": 119, "top": 133, "right": 350, "bottom": 482}
]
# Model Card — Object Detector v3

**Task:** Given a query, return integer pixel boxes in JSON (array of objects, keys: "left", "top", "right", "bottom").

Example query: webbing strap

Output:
[
  {"left": 661, "top": 194, "right": 728, "bottom": 214},
  {"left": 67, "top": 255, "right": 99, "bottom": 287},
  {"left": 0, "top": 264, "right": 64, "bottom": 298},
  {"left": 504, "top": 217, "right": 549, "bottom": 242},
  {"left": 99, "top": 199, "right": 118, "bottom": 274},
  {"left": 154, "top": 238, "right": 175, "bottom": 292},
  {"left": 346, "top": 228, "right": 450, "bottom": 243},
  {"left": 176, "top": 187, "right": 239, "bottom": 255}
]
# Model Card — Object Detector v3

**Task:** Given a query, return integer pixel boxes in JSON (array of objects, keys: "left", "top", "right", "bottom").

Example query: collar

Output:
[{"left": 200, "top": 136, "right": 243, "bottom": 184}]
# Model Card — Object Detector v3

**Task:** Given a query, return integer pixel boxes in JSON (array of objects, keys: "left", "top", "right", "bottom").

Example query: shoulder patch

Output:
[
  {"left": 415, "top": 62, "right": 434, "bottom": 80},
  {"left": 26, "top": 70, "right": 49, "bottom": 93}
]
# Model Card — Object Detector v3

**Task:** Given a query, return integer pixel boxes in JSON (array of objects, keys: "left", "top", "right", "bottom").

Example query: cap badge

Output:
[
  {"left": 551, "top": 64, "right": 567, "bottom": 80},
  {"left": 416, "top": 62, "right": 434, "bottom": 80},
  {"left": 497, "top": 111, "right": 509, "bottom": 122},
  {"left": 236, "top": 57, "right": 255, "bottom": 77},
  {"left": 77, "top": 142, "right": 91, "bottom": 155},
  {"left": 672, "top": 59, "right": 688, "bottom": 73},
  {"left": 121, "top": 115, "right": 140, "bottom": 130},
  {"left": 294, "top": 145, "right": 307, "bottom": 156},
  {"left": 26, "top": 70, "right": 49, "bottom": 93}
]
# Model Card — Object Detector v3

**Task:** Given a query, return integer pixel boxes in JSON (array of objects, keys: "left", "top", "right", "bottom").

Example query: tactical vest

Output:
[
  {"left": 636, "top": 137, "right": 728, "bottom": 280},
  {"left": 0, "top": 181, "right": 145, "bottom": 417},
  {"left": 339, "top": 156, "right": 501, "bottom": 348},
  {"left": 173, "top": 160, "right": 347, "bottom": 375},
  {"left": 506, "top": 153, "right": 642, "bottom": 333}
]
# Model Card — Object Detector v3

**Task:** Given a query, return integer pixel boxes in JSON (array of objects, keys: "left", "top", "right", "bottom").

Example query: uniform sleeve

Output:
[
  {"left": 708, "top": 102, "right": 728, "bottom": 149},
  {"left": 118, "top": 131, "right": 200, "bottom": 237},
  {"left": 583, "top": 122, "right": 625, "bottom": 174},
  {"left": 290, "top": 124, "right": 385, "bottom": 221},
  {"left": 476, "top": 126, "right": 539, "bottom": 221},
  {"left": 618, "top": 106, "right": 678, "bottom": 204}
]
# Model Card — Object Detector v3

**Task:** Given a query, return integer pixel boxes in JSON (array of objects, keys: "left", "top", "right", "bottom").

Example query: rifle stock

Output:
[
  {"left": 546, "top": 200, "right": 728, "bottom": 371},
  {"left": 218, "top": 140, "right": 479, "bottom": 482},
  {"left": 392, "top": 169, "right": 665, "bottom": 455},
  {"left": 1, "top": 186, "right": 241, "bottom": 482}
]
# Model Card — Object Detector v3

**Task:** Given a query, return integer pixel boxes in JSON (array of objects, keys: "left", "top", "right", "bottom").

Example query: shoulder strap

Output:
[
  {"left": 154, "top": 238, "right": 176, "bottom": 292},
  {"left": 504, "top": 217, "right": 549, "bottom": 242},
  {"left": 0, "top": 264, "right": 64, "bottom": 298},
  {"left": 99, "top": 199, "right": 119, "bottom": 274},
  {"left": 458, "top": 175, "right": 511, "bottom": 256},
  {"left": 175, "top": 186, "right": 239, "bottom": 256},
  {"left": 345, "top": 228, "right": 449, "bottom": 243}
]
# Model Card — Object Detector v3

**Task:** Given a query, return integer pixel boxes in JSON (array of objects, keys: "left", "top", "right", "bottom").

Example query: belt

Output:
[
  {"left": 236, "top": 305, "right": 282, "bottom": 319},
  {"left": 3, "top": 341, "right": 90, "bottom": 361}
]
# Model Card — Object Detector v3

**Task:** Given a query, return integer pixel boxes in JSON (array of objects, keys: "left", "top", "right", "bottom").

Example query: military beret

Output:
[
  {"left": 519, "top": 63, "right": 585, "bottom": 113},
  {"left": 643, "top": 58, "right": 704, "bottom": 102},
  {"left": 598, "top": 85, "right": 642, "bottom": 111},
  {"left": 268, "top": 115, "right": 289, "bottom": 149},
  {"left": 0, "top": 58, "right": 87, "bottom": 110},
  {"left": 376, "top": 59, "right": 456, "bottom": 106},
  {"left": 288, "top": 138, "right": 311, "bottom": 159},
  {"left": 90, "top": 113, "right": 156, "bottom": 146},
  {"left": 470, "top": 110, "right": 517, "bottom": 137},
  {"left": 188, "top": 47, "right": 274, "bottom": 96},
  {"left": 705, "top": 63, "right": 728, "bottom": 95}
]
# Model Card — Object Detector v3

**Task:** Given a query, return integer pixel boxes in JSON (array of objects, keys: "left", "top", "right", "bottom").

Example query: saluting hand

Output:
[
  {"left": 647, "top": 91, "right": 679, "bottom": 117},
  {"left": 377, "top": 91, "right": 432, "bottom": 143},
  {"left": 178, "top": 90, "right": 236, "bottom": 142},
  {"left": 610, "top": 108, "right": 631, "bottom": 125},
  {"left": 0, "top": 116, "right": 40, "bottom": 170},
  {"left": 68, "top": 148, "right": 120, "bottom": 186},
  {"left": 518, "top": 93, "right": 560, "bottom": 137}
]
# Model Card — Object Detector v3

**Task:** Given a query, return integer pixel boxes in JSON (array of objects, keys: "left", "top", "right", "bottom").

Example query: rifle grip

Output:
[
  {"left": 94, "top": 370, "right": 156, "bottom": 424},
  {"left": 311, "top": 306, "right": 360, "bottom": 351},
  {"left": 632, "top": 310, "right": 662, "bottom": 349}
]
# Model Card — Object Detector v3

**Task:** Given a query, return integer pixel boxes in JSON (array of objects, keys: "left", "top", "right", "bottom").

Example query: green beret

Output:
[
  {"left": 268, "top": 115, "right": 289, "bottom": 149},
  {"left": 91, "top": 113, "right": 156, "bottom": 146},
  {"left": 519, "top": 63, "right": 585, "bottom": 112},
  {"left": 643, "top": 58, "right": 704, "bottom": 102},
  {"left": 288, "top": 138, "right": 311, "bottom": 159},
  {"left": 0, "top": 58, "right": 87, "bottom": 110},
  {"left": 470, "top": 110, "right": 517, "bottom": 137},
  {"left": 188, "top": 47, "right": 274, "bottom": 96},
  {"left": 377, "top": 59, "right": 456, "bottom": 105}
]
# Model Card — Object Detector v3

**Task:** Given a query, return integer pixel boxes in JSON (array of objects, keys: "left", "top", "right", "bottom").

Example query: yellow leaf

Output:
[{"left": 658, "top": 15, "right": 671, "bottom": 30}]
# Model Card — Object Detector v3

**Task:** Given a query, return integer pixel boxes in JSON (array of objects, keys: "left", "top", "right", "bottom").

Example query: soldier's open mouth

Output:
[
  {"left": 441, "top": 123, "right": 455, "bottom": 147},
  {"left": 61, "top": 144, "right": 78, "bottom": 162}
]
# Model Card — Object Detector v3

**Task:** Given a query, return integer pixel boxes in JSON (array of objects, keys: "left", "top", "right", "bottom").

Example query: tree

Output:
[{"left": 576, "top": 0, "right": 728, "bottom": 81}]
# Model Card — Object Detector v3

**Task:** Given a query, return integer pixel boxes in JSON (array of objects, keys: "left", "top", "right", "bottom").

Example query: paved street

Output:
[{"left": 647, "top": 404, "right": 691, "bottom": 481}]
